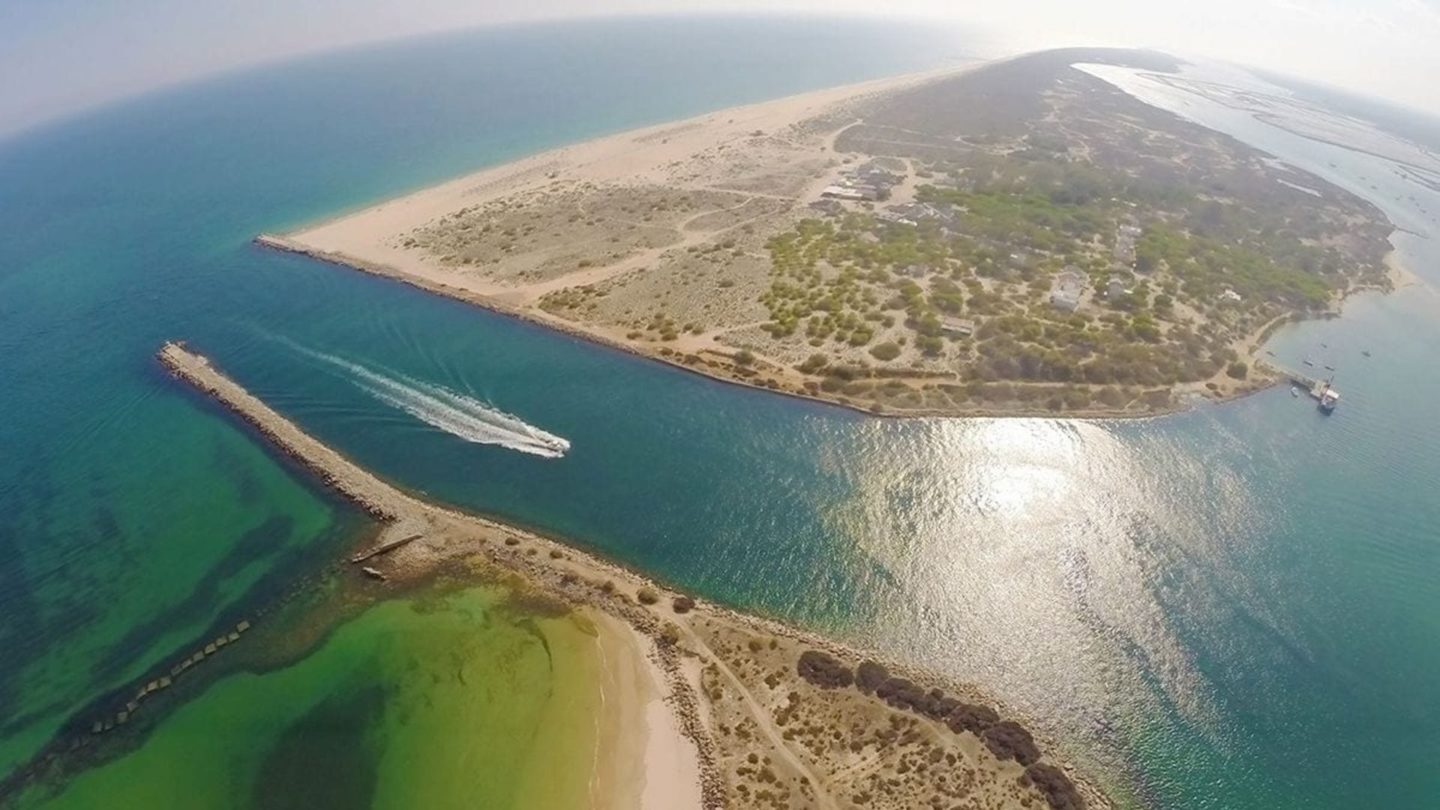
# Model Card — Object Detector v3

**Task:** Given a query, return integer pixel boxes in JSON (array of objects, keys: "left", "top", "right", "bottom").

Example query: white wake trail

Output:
[{"left": 297, "top": 347, "right": 570, "bottom": 458}]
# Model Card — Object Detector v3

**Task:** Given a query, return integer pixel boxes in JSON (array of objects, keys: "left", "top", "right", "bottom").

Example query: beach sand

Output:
[{"left": 590, "top": 612, "right": 703, "bottom": 810}]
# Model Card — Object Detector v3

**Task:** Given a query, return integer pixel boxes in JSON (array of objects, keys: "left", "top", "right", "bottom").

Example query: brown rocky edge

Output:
[
  {"left": 156, "top": 340, "right": 1112, "bottom": 809},
  {"left": 254, "top": 233, "right": 953, "bottom": 420}
]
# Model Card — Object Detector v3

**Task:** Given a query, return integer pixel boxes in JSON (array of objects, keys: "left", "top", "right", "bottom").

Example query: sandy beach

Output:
[
  {"left": 589, "top": 612, "right": 703, "bottom": 810},
  {"left": 276, "top": 68, "right": 952, "bottom": 297},
  {"left": 257, "top": 66, "right": 1022, "bottom": 417},
  {"left": 155, "top": 341, "right": 1109, "bottom": 809}
]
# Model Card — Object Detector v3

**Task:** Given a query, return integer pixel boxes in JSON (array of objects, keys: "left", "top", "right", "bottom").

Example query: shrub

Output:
[
  {"left": 796, "top": 650, "right": 854, "bottom": 689},
  {"left": 855, "top": 660, "right": 889, "bottom": 693},
  {"left": 797, "top": 353, "right": 828, "bottom": 374},
  {"left": 1025, "top": 762, "right": 1084, "bottom": 810},
  {"left": 636, "top": 587, "right": 659, "bottom": 605},
  {"left": 946, "top": 703, "right": 999, "bottom": 735},
  {"left": 981, "top": 721, "right": 1041, "bottom": 765},
  {"left": 1226, "top": 361, "right": 1249, "bottom": 379},
  {"left": 869, "top": 342, "right": 902, "bottom": 361}
]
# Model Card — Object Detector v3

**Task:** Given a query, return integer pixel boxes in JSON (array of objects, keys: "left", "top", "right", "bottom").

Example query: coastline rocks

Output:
[
  {"left": 796, "top": 650, "right": 854, "bottom": 689},
  {"left": 981, "top": 720, "right": 1041, "bottom": 766}
]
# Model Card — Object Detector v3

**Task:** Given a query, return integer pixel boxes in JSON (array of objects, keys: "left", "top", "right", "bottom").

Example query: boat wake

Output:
[{"left": 296, "top": 347, "right": 570, "bottom": 458}]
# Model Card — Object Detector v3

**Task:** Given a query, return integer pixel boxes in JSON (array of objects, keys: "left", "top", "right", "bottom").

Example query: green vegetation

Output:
[
  {"left": 869, "top": 342, "right": 901, "bottom": 361},
  {"left": 751, "top": 141, "right": 1383, "bottom": 414}
]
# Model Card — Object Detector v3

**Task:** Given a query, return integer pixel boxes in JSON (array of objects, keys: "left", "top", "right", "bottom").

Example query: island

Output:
[{"left": 261, "top": 48, "right": 1394, "bottom": 417}]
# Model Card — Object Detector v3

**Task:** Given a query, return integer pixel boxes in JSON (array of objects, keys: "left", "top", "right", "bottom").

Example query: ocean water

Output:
[
  {"left": 1, "top": 16, "right": 1438, "bottom": 810},
  {"left": 0, "top": 14, "right": 966, "bottom": 805}
]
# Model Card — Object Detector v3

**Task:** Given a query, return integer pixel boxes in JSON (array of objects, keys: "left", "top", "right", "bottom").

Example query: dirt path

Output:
[{"left": 677, "top": 624, "right": 839, "bottom": 810}]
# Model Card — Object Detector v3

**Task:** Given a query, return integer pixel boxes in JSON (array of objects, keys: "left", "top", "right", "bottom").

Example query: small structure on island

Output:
[
  {"left": 1220, "top": 288, "right": 1243, "bottom": 303},
  {"left": 900, "top": 263, "right": 931, "bottom": 278},
  {"left": 1050, "top": 267, "right": 1086, "bottom": 312},
  {"left": 821, "top": 184, "right": 878, "bottom": 202},
  {"left": 940, "top": 317, "right": 975, "bottom": 337}
]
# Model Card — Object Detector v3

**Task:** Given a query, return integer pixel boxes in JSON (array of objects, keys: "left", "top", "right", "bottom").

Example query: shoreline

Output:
[
  {"left": 153, "top": 340, "right": 1114, "bottom": 809},
  {"left": 258, "top": 232, "right": 1287, "bottom": 421}
]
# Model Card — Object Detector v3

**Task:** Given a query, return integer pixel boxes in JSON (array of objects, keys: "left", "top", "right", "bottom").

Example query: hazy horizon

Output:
[{"left": 4, "top": 3, "right": 1438, "bottom": 140}]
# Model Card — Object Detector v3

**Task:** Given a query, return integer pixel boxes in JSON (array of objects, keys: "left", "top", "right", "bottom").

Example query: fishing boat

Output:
[{"left": 1303, "top": 358, "right": 1315, "bottom": 367}]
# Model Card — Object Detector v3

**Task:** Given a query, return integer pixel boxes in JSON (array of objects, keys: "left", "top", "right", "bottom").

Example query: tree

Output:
[{"left": 1226, "top": 361, "right": 1249, "bottom": 380}]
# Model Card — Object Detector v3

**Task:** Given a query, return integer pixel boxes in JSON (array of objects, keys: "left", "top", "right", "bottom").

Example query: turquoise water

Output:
[{"left": 2, "top": 17, "right": 1439, "bottom": 809}]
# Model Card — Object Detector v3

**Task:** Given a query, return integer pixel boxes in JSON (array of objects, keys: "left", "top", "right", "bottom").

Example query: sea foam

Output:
[{"left": 298, "top": 346, "right": 570, "bottom": 458}]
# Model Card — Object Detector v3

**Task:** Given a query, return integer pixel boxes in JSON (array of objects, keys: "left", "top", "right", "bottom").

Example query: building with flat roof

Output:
[
  {"left": 940, "top": 317, "right": 975, "bottom": 337},
  {"left": 1050, "top": 268, "right": 1087, "bottom": 311}
]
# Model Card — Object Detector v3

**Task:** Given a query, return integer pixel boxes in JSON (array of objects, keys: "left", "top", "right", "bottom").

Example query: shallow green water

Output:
[{"left": 14, "top": 586, "right": 605, "bottom": 810}]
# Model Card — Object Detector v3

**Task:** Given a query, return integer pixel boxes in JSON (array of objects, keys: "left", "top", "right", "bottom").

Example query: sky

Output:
[{"left": 2, "top": 0, "right": 1437, "bottom": 138}]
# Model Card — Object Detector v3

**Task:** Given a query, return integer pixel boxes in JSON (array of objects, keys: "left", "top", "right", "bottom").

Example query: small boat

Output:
[
  {"left": 1362, "top": 350, "right": 1372, "bottom": 358},
  {"left": 1324, "top": 365, "right": 1335, "bottom": 371},
  {"left": 1303, "top": 359, "right": 1315, "bottom": 367},
  {"left": 1320, "top": 343, "right": 1328, "bottom": 348},
  {"left": 1291, "top": 387, "right": 1300, "bottom": 397},
  {"left": 361, "top": 566, "right": 387, "bottom": 581}
]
